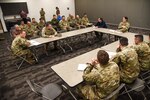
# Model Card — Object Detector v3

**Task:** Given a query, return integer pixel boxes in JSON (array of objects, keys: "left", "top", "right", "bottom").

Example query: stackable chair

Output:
[
  {"left": 120, "top": 78, "right": 147, "bottom": 100},
  {"left": 7, "top": 46, "right": 38, "bottom": 69},
  {"left": 26, "top": 79, "right": 77, "bottom": 100}
]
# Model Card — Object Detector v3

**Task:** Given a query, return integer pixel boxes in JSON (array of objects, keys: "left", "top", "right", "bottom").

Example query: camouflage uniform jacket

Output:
[
  {"left": 31, "top": 21, "right": 38, "bottom": 28},
  {"left": 51, "top": 18, "right": 59, "bottom": 26},
  {"left": 11, "top": 36, "right": 29, "bottom": 56},
  {"left": 59, "top": 20, "right": 70, "bottom": 29},
  {"left": 38, "top": 22, "right": 45, "bottom": 31},
  {"left": 20, "top": 24, "right": 27, "bottom": 31},
  {"left": 26, "top": 25, "right": 36, "bottom": 36},
  {"left": 112, "top": 46, "right": 140, "bottom": 83},
  {"left": 118, "top": 22, "right": 130, "bottom": 33},
  {"left": 75, "top": 18, "right": 82, "bottom": 25},
  {"left": 81, "top": 61, "right": 120, "bottom": 99},
  {"left": 131, "top": 42, "right": 150, "bottom": 71},
  {"left": 82, "top": 17, "right": 89, "bottom": 26},
  {"left": 41, "top": 27, "right": 57, "bottom": 38}
]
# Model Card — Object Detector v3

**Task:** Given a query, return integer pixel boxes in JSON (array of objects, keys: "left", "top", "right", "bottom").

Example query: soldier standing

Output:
[{"left": 40, "top": 8, "right": 46, "bottom": 21}]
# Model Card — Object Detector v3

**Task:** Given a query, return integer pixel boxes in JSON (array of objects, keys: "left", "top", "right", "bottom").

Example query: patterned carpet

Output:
[{"left": 0, "top": 26, "right": 150, "bottom": 100}]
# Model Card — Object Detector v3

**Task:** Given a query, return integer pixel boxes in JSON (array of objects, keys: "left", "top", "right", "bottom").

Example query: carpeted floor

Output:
[{"left": 0, "top": 26, "right": 150, "bottom": 100}]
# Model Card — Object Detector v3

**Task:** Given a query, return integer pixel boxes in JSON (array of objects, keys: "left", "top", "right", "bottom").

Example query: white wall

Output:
[
  {"left": 0, "top": 0, "right": 75, "bottom": 32},
  {"left": 0, "top": 6, "right": 7, "bottom": 32}
]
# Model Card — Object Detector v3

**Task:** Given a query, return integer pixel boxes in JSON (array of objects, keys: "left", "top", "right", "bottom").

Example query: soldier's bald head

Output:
[{"left": 97, "top": 50, "right": 109, "bottom": 65}]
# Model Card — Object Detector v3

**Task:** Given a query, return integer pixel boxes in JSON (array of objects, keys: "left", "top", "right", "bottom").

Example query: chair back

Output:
[
  {"left": 26, "top": 79, "right": 42, "bottom": 95},
  {"left": 127, "top": 78, "right": 145, "bottom": 92}
]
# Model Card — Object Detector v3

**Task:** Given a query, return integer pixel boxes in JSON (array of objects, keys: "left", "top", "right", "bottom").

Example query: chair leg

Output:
[
  {"left": 141, "top": 91, "right": 147, "bottom": 100},
  {"left": 125, "top": 86, "right": 133, "bottom": 100}
]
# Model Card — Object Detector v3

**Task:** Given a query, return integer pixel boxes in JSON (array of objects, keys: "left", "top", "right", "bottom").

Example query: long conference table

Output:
[{"left": 30, "top": 27, "right": 149, "bottom": 87}]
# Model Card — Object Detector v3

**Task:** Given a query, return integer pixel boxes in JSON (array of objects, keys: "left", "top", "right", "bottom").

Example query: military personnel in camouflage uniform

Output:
[
  {"left": 50, "top": 15, "right": 59, "bottom": 30},
  {"left": 118, "top": 16, "right": 130, "bottom": 33},
  {"left": 112, "top": 38, "right": 140, "bottom": 83},
  {"left": 41, "top": 23, "right": 57, "bottom": 38},
  {"left": 31, "top": 18, "right": 38, "bottom": 28},
  {"left": 42, "top": 23, "right": 58, "bottom": 50},
  {"left": 67, "top": 14, "right": 72, "bottom": 22},
  {"left": 20, "top": 21, "right": 27, "bottom": 31},
  {"left": 26, "top": 21, "right": 38, "bottom": 38},
  {"left": 40, "top": 8, "right": 45, "bottom": 21},
  {"left": 78, "top": 50, "right": 120, "bottom": 100},
  {"left": 68, "top": 15, "right": 77, "bottom": 28},
  {"left": 11, "top": 31, "right": 36, "bottom": 64},
  {"left": 38, "top": 18, "right": 45, "bottom": 31},
  {"left": 75, "top": 15, "right": 86, "bottom": 29},
  {"left": 131, "top": 35, "right": 150, "bottom": 71},
  {"left": 59, "top": 16, "right": 72, "bottom": 31},
  {"left": 81, "top": 14, "right": 92, "bottom": 27},
  {"left": 10, "top": 24, "right": 21, "bottom": 38}
]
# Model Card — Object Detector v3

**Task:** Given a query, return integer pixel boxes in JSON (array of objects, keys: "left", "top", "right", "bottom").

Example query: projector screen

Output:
[{"left": 0, "top": 2, "right": 28, "bottom": 16}]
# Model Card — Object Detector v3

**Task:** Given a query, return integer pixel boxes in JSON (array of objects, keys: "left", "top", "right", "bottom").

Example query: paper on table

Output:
[
  {"left": 109, "top": 29, "right": 115, "bottom": 32},
  {"left": 107, "top": 51, "right": 116, "bottom": 58},
  {"left": 29, "top": 40, "right": 40, "bottom": 45},
  {"left": 77, "top": 64, "right": 88, "bottom": 71}
]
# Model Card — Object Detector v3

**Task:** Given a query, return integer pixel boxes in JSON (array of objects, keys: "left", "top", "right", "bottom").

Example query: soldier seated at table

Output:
[
  {"left": 42, "top": 23, "right": 58, "bottom": 50},
  {"left": 67, "top": 14, "right": 72, "bottom": 22},
  {"left": 131, "top": 35, "right": 150, "bottom": 71},
  {"left": 77, "top": 50, "right": 120, "bottom": 100},
  {"left": 10, "top": 24, "right": 22, "bottom": 38},
  {"left": 118, "top": 16, "right": 130, "bottom": 33},
  {"left": 59, "top": 15, "right": 72, "bottom": 31},
  {"left": 37, "top": 18, "right": 45, "bottom": 31},
  {"left": 50, "top": 14, "right": 59, "bottom": 31},
  {"left": 42, "top": 23, "right": 57, "bottom": 38},
  {"left": 68, "top": 15, "right": 78, "bottom": 28},
  {"left": 112, "top": 38, "right": 140, "bottom": 83},
  {"left": 26, "top": 21, "right": 38, "bottom": 39},
  {"left": 11, "top": 30, "right": 36, "bottom": 64},
  {"left": 81, "top": 13, "right": 93, "bottom": 27},
  {"left": 20, "top": 21, "right": 27, "bottom": 31},
  {"left": 75, "top": 15, "right": 86, "bottom": 29},
  {"left": 31, "top": 18, "right": 38, "bottom": 29},
  {"left": 95, "top": 18, "right": 107, "bottom": 40}
]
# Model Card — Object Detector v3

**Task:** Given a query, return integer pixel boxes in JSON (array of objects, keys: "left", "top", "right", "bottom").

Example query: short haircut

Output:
[
  {"left": 53, "top": 14, "right": 56, "bottom": 17},
  {"left": 135, "top": 35, "right": 143, "bottom": 42},
  {"left": 97, "top": 50, "right": 109, "bottom": 65},
  {"left": 39, "top": 18, "right": 43, "bottom": 20},
  {"left": 45, "top": 23, "right": 50, "bottom": 27},
  {"left": 119, "top": 37, "right": 128, "bottom": 46},
  {"left": 124, "top": 16, "right": 128, "bottom": 21},
  {"left": 32, "top": 18, "right": 35, "bottom": 20},
  {"left": 62, "top": 15, "right": 65, "bottom": 18},
  {"left": 100, "top": 18, "right": 103, "bottom": 21}
]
